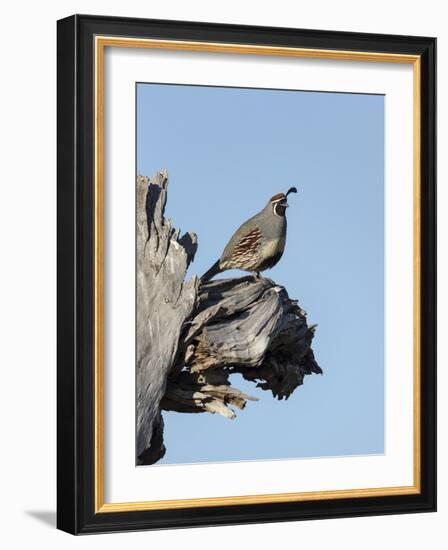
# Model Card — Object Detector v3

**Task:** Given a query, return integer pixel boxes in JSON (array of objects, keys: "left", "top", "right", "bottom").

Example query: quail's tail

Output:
[{"left": 200, "top": 260, "right": 222, "bottom": 282}]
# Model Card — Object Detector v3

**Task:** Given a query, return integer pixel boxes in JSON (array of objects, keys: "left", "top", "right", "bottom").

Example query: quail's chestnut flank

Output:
[{"left": 201, "top": 187, "right": 297, "bottom": 282}]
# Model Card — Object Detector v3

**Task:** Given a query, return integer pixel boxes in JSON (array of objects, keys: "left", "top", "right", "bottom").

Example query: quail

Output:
[{"left": 201, "top": 187, "right": 297, "bottom": 282}]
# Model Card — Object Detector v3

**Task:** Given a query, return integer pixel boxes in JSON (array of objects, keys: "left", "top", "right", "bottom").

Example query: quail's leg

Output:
[{"left": 252, "top": 271, "right": 262, "bottom": 280}]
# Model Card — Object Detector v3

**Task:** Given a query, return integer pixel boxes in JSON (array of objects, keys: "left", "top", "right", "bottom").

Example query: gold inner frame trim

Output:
[{"left": 94, "top": 35, "right": 422, "bottom": 513}]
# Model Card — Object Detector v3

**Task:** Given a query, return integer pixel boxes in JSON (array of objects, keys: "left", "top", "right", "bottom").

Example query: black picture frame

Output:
[{"left": 57, "top": 14, "right": 436, "bottom": 534}]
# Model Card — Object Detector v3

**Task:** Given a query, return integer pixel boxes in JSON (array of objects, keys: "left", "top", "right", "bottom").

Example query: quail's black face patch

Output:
[{"left": 273, "top": 201, "right": 288, "bottom": 217}]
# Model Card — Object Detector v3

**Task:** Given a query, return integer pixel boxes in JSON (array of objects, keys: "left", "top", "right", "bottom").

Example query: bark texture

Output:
[
  {"left": 136, "top": 171, "right": 321, "bottom": 465},
  {"left": 136, "top": 171, "right": 198, "bottom": 462}
]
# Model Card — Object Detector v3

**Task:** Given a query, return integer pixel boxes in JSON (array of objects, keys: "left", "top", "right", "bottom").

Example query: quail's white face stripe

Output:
[{"left": 273, "top": 201, "right": 287, "bottom": 216}]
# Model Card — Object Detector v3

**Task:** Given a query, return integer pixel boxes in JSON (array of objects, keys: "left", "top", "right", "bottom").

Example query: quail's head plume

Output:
[{"left": 201, "top": 186, "right": 297, "bottom": 282}]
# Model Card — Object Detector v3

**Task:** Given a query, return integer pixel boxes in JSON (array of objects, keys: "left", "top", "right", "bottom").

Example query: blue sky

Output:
[{"left": 137, "top": 83, "right": 384, "bottom": 464}]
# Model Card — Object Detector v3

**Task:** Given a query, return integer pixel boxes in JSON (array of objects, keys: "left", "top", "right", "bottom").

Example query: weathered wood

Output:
[
  {"left": 136, "top": 171, "right": 321, "bottom": 465},
  {"left": 136, "top": 171, "right": 198, "bottom": 463}
]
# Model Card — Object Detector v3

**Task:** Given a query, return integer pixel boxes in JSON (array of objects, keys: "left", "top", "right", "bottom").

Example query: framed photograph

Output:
[{"left": 57, "top": 14, "right": 436, "bottom": 534}]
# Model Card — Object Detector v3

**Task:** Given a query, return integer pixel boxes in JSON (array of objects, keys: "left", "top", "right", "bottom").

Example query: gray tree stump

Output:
[{"left": 137, "top": 171, "right": 321, "bottom": 465}]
